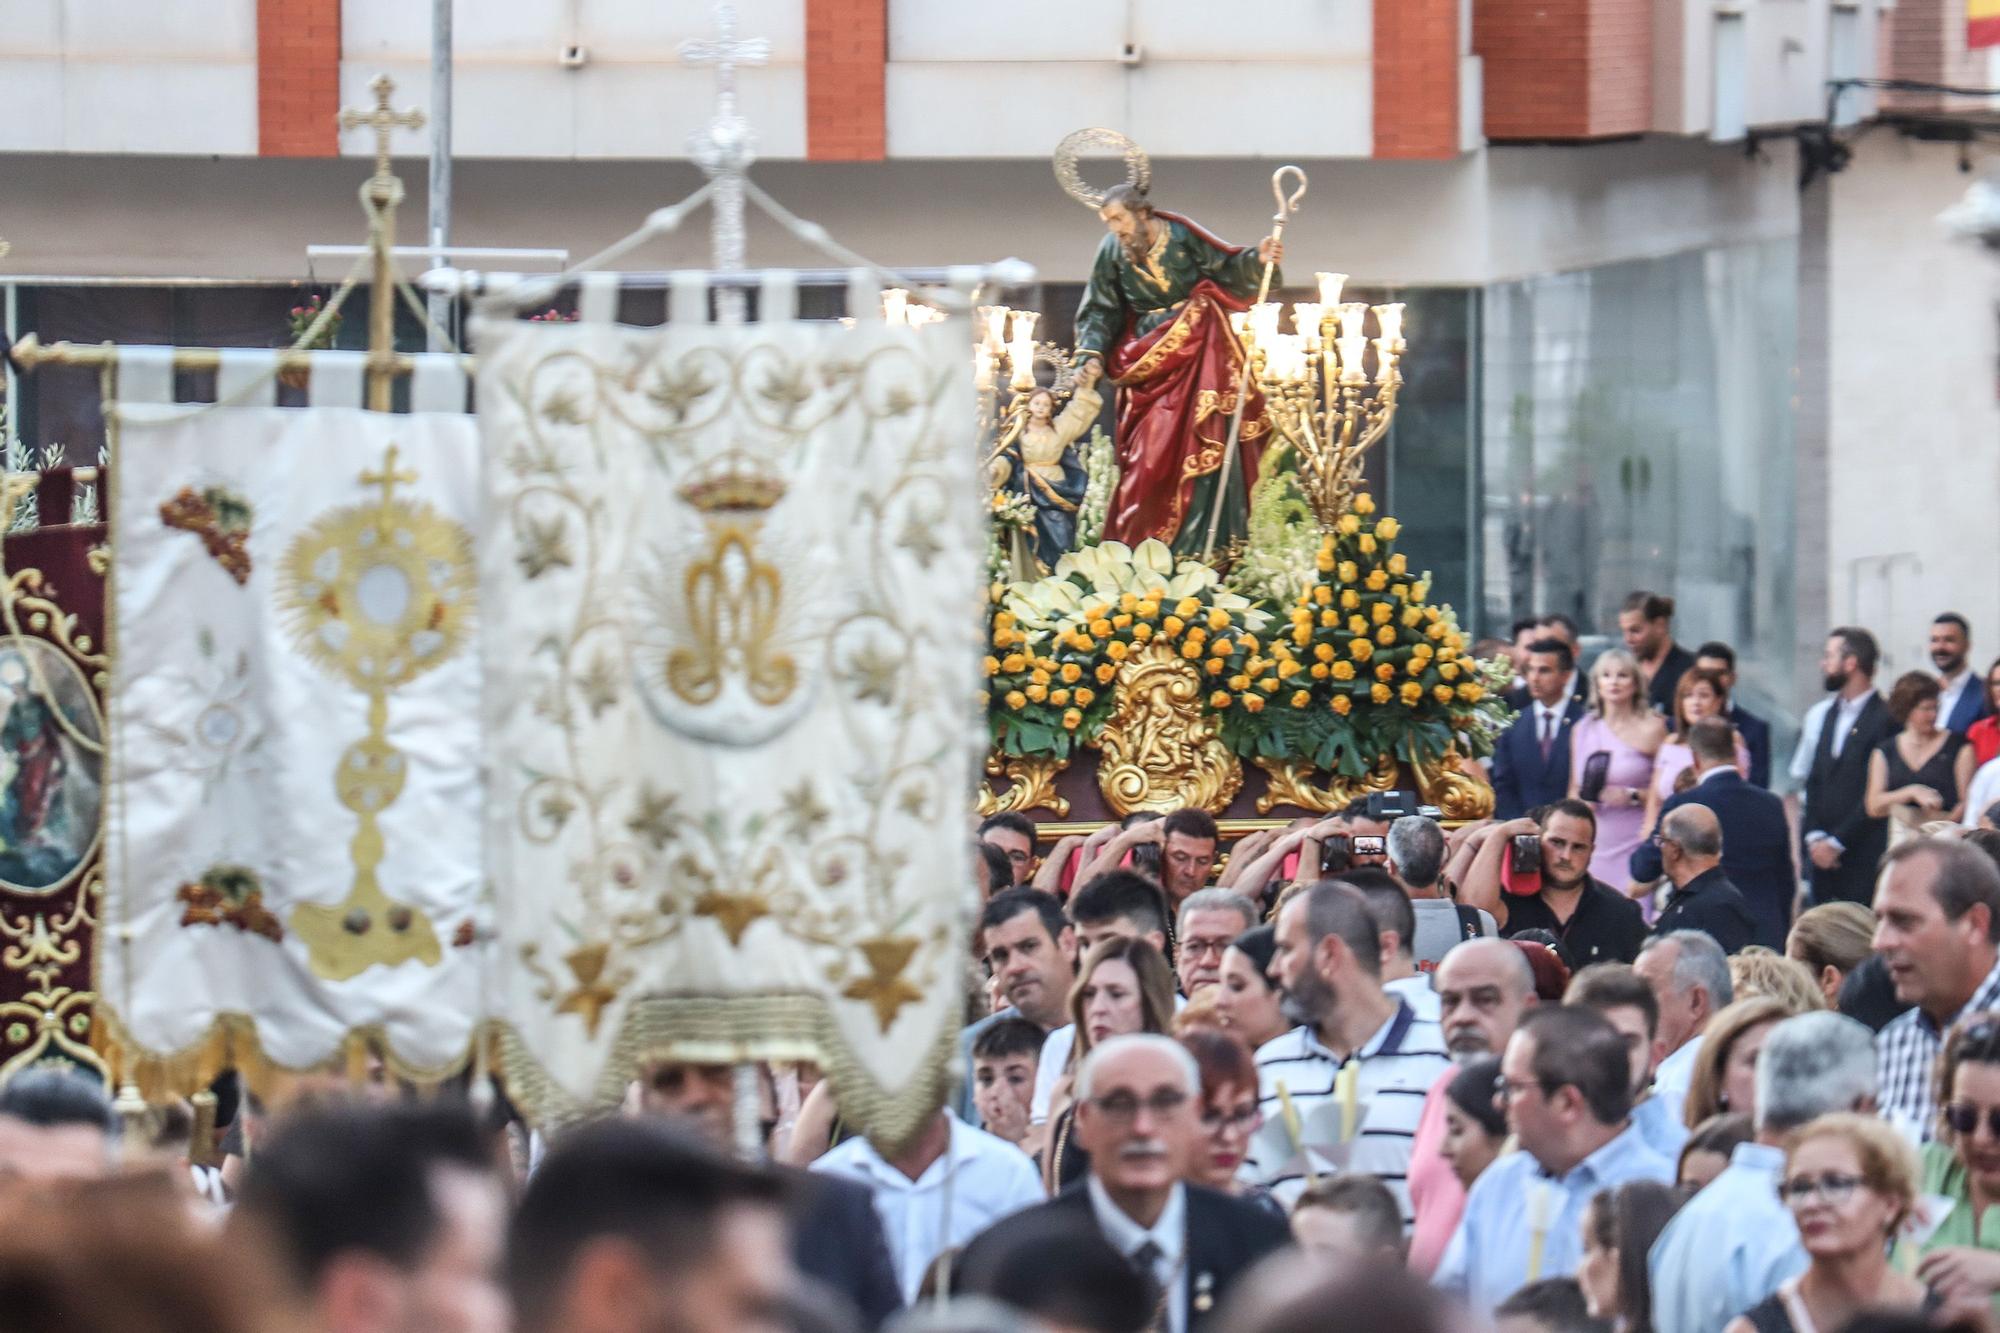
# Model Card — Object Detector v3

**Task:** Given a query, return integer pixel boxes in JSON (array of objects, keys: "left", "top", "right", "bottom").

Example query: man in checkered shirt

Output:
[{"left": 1873, "top": 839, "right": 2000, "bottom": 1141}]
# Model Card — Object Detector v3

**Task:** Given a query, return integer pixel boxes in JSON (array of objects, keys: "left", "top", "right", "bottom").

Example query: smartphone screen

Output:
[
  {"left": 1351, "top": 834, "right": 1387, "bottom": 858},
  {"left": 1509, "top": 834, "right": 1542, "bottom": 875}
]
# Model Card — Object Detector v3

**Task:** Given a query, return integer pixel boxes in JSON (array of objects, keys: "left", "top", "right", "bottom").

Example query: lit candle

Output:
[
  {"left": 1007, "top": 312, "right": 1039, "bottom": 391},
  {"left": 1317, "top": 272, "right": 1348, "bottom": 306},
  {"left": 975, "top": 344, "right": 995, "bottom": 392},
  {"left": 1373, "top": 302, "right": 1405, "bottom": 347},
  {"left": 979, "top": 305, "right": 1009, "bottom": 348},
  {"left": 1249, "top": 302, "right": 1283, "bottom": 345},
  {"left": 1290, "top": 303, "right": 1324, "bottom": 345},
  {"left": 1338, "top": 336, "right": 1368, "bottom": 385},
  {"left": 882, "top": 288, "right": 909, "bottom": 326},
  {"left": 1373, "top": 339, "right": 1401, "bottom": 385},
  {"left": 1337, "top": 303, "right": 1370, "bottom": 344}
]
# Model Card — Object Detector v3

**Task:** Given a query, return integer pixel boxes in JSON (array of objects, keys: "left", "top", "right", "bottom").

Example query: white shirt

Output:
[
  {"left": 1789, "top": 698, "right": 1833, "bottom": 785},
  {"left": 1385, "top": 973, "right": 1442, "bottom": 1023},
  {"left": 1940, "top": 668, "right": 1974, "bottom": 731},
  {"left": 1533, "top": 700, "right": 1568, "bottom": 750},
  {"left": 1964, "top": 756, "right": 2000, "bottom": 829},
  {"left": 1652, "top": 1034, "right": 1704, "bottom": 1122},
  {"left": 1825, "top": 690, "right": 1871, "bottom": 760},
  {"left": 811, "top": 1114, "right": 1044, "bottom": 1302},
  {"left": 1030, "top": 1025, "right": 1078, "bottom": 1125},
  {"left": 1087, "top": 1176, "right": 1188, "bottom": 1333}
]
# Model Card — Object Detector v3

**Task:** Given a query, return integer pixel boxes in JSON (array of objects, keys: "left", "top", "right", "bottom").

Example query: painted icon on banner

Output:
[{"left": 0, "top": 639, "right": 103, "bottom": 894}]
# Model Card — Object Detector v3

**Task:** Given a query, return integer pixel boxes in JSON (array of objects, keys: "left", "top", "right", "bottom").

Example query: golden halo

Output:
[{"left": 1053, "top": 128, "right": 1151, "bottom": 209}]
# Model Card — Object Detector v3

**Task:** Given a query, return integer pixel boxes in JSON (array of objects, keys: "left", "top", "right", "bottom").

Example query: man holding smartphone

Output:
[{"left": 1456, "top": 801, "right": 1648, "bottom": 965}]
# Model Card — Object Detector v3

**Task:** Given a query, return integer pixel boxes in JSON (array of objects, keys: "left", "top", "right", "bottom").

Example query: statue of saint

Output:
[
  {"left": 986, "top": 363, "right": 1105, "bottom": 574},
  {"left": 1073, "top": 184, "right": 1280, "bottom": 556}
]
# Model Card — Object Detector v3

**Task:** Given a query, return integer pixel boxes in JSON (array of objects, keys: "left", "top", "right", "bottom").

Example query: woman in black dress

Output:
[
  {"left": 1867, "top": 672, "right": 1977, "bottom": 833},
  {"left": 1725, "top": 1113, "right": 1927, "bottom": 1333}
]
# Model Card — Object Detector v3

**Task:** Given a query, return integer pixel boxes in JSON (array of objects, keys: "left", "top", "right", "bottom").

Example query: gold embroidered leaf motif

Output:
[
  {"left": 538, "top": 792, "right": 576, "bottom": 829},
  {"left": 556, "top": 942, "right": 621, "bottom": 1038},
  {"left": 898, "top": 785, "right": 928, "bottom": 818},
  {"left": 896, "top": 514, "right": 942, "bottom": 567},
  {"left": 517, "top": 515, "right": 573, "bottom": 579},
  {"left": 757, "top": 367, "right": 813, "bottom": 421},
  {"left": 541, "top": 389, "right": 587, "bottom": 426},
  {"left": 692, "top": 889, "right": 772, "bottom": 946},
  {"left": 845, "top": 642, "right": 900, "bottom": 706},
  {"left": 626, "top": 788, "right": 684, "bottom": 850},
  {"left": 575, "top": 653, "right": 620, "bottom": 716},
  {"left": 783, "top": 781, "right": 830, "bottom": 840},
  {"left": 842, "top": 936, "right": 925, "bottom": 1032},
  {"left": 881, "top": 385, "right": 917, "bottom": 417},
  {"left": 645, "top": 364, "right": 715, "bottom": 421}
]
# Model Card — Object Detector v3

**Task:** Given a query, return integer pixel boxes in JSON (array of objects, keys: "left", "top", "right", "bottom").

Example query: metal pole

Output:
[{"left": 427, "top": 0, "right": 454, "bottom": 351}]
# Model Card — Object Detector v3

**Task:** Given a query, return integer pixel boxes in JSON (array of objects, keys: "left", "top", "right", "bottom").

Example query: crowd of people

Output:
[{"left": 5, "top": 594, "right": 2000, "bottom": 1333}]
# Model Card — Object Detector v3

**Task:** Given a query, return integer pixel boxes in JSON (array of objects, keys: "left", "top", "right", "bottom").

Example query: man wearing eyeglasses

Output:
[
  {"left": 978, "top": 812, "right": 1038, "bottom": 889},
  {"left": 959, "top": 1034, "right": 1290, "bottom": 1333},
  {"left": 1433, "top": 1006, "right": 1673, "bottom": 1317},
  {"left": 1648, "top": 1011, "right": 1878, "bottom": 1333},
  {"left": 1174, "top": 889, "right": 1257, "bottom": 998}
]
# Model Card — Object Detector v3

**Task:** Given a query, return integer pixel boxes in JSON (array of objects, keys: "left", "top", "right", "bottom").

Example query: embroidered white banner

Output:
[
  {"left": 474, "top": 310, "right": 981, "bottom": 1144},
  {"left": 103, "top": 405, "right": 484, "bottom": 1084}
]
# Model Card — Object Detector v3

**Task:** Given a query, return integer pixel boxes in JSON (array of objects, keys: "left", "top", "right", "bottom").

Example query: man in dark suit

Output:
[
  {"left": 1931, "top": 613, "right": 1991, "bottom": 736},
  {"left": 1621, "top": 591, "right": 1697, "bottom": 716},
  {"left": 1630, "top": 717, "right": 1797, "bottom": 949},
  {"left": 1802, "top": 627, "right": 1898, "bottom": 907},
  {"left": 1491, "top": 638, "right": 1587, "bottom": 820},
  {"left": 959, "top": 1034, "right": 1289, "bottom": 1332},
  {"left": 1694, "top": 641, "right": 1772, "bottom": 788},
  {"left": 1642, "top": 804, "right": 1757, "bottom": 954}
]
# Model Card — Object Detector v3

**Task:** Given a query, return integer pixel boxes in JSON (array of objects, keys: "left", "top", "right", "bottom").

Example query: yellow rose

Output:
[
  {"left": 1358, "top": 534, "right": 1377, "bottom": 556},
  {"left": 1107, "top": 641, "right": 1130, "bottom": 661},
  {"left": 991, "top": 626, "right": 1013, "bottom": 648},
  {"left": 1314, "top": 643, "right": 1336, "bottom": 663},
  {"left": 1407, "top": 657, "right": 1427, "bottom": 677},
  {"left": 1439, "top": 662, "right": 1460, "bottom": 681},
  {"left": 1376, "top": 518, "right": 1401, "bottom": 540},
  {"left": 1291, "top": 689, "right": 1312, "bottom": 709},
  {"left": 1182, "top": 640, "right": 1203, "bottom": 660},
  {"left": 1176, "top": 597, "right": 1202, "bottom": 619},
  {"left": 1210, "top": 690, "right": 1233, "bottom": 710},
  {"left": 1075, "top": 687, "right": 1095, "bottom": 706},
  {"left": 1320, "top": 610, "right": 1341, "bottom": 628},
  {"left": 982, "top": 656, "right": 1001, "bottom": 676},
  {"left": 1412, "top": 642, "right": 1433, "bottom": 659},
  {"left": 1291, "top": 625, "right": 1311, "bottom": 646},
  {"left": 1316, "top": 552, "right": 1335, "bottom": 573},
  {"left": 1353, "top": 492, "right": 1376, "bottom": 515},
  {"left": 1338, "top": 561, "right": 1359, "bottom": 584},
  {"left": 1423, "top": 606, "right": 1441, "bottom": 622},
  {"left": 994, "top": 610, "right": 1016, "bottom": 630},
  {"left": 1132, "top": 623, "right": 1154, "bottom": 642},
  {"left": 1331, "top": 693, "right": 1353, "bottom": 715},
  {"left": 1348, "top": 615, "right": 1368, "bottom": 636},
  {"left": 1209, "top": 638, "right": 1231, "bottom": 657},
  {"left": 1401, "top": 681, "right": 1423, "bottom": 706},
  {"left": 1341, "top": 590, "right": 1360, "bottom": 610},
  {"left": 1413, "top": 582, "right": 1430, "bottom": 602},
  {"left": 1310, "top": 663, "right": 1329, "bottom": 680},
  {"left": 1119, "top": 593, "right": 1138, "bottom": 613},
  {"left": 1243, "top": 694, "right": 1265, "bottom": 713},
  {"left": 1277, "top": 659, "right": 1303, "bottom": 679},
  {"left": 1145, "top": 586, "right": 1166, "bottom": 602},
  {"left": 1229, "top": 675, "right": 1251, "bottom": 691},
  {"left": 1090, "top": 618, "right": 1113, "bottom": 638},
  {"left": 1337, "top": 514, "right": 1361, "bottom": 536},
  {"left": 1049, "top": 688, "right": 1070, "bottom": 706},
  {"left": 1206, "top": 659, "right": 1225, "bottom": 676},
  {"left": 1366, "top": 570, "right": 1389, "bottom": 591},
  {"left": 1082, "top": 602, "right": 1106, "bottom": 620},
  {"left": 1026, "top": 684, "right": 1048, "bottom": 703},
  {"left": 1062, "top": 708, "right": 1083, "bottom": 730},
  {"left": 1426, "top": 622, "right": 1447, "bottom": 641},
  {"left": 1376, "top": 663, "right": 1396, "bottom": 682},
  {"left": 1375, "top": 625, "right": 1396, "bottom": 646},
  {"left": 1331, "top": 660, "right": 1357, "bottom": 681},
  {"left": 1371, "top": 683, "right": 1392, "bottom": 704},
  {"left": 1458, "top": 682, "right": 1485, "bottom": 703},
  {"left": 1003, "top": 690, "right": 1027, "bottom": 710},
  {"left": 1434, "top": 685, "right": 1455, "bottom": 704},
  {"left": 1388, "top": 553, "right": 1408, "bottom": 576},
  {"left": 1060, "top": 662, "right": 1082, "bottom": 683},
  {"left": 1096, "top": 663, "right": 1117, "bottom": 684},
  {"left": 1136, "top": 601, "right": 1161, "bottom": 622},
  {"left": 1030, "top": 667, "right": 1050, "bottom": 686},
  {"left": 1270, "top": 643, "right": 1292, "bottom": 662},
  {"left": 1402, "top": 607, "right": 1424, "bottom": 628},
  {"left": 1259, "top": 678, "right": 1280, "bottom": 694},
  {"left": 1208, "top": 609, "right": 1232, "bottom": 630},
  {"left": 1241, "top": 634, "right": 1261, "bottom": 653},
  {"left": 1112, "top": 613, "right": 1133, "bottom": 630},
  {"left": 1350, "top": 639, "right": 1374, "bottom": 662},
  {"left": 1444, "top": 634, "right": 1464, "bottom": 652},
  {"left": 1314, "top": 585, "right": 1334, "bottom": 606},
  {"left": 1438, "top": 647, "right": 1458, "bottom": 662},
  {"left": 1371, "top": 602, "right": 1393, "bottom": 625},
  {"left": 1391, "top": 584, "right": 1409, "bottom": 601},
  {"left": 1292, "top": 606, "right": 1314, "bottom": 625}
]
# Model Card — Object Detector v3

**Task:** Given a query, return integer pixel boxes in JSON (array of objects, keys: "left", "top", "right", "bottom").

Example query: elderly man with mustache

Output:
[{"left": 960, "top": 1034, "right": 1289, "bottom": 1332}]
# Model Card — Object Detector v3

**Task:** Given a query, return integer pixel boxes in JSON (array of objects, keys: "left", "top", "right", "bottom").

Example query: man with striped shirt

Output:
[{"left": 1250, "top": 880, "right": 1450, "bottom": 1220}]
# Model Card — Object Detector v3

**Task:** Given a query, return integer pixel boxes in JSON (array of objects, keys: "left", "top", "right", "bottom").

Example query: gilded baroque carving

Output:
[
  {"left": 976, "top": 752, "right": 1071, "bottom": 819},
  {"left": 1095, "top": 640, "right": 1242, "bottom": 816},
  {"left": 1250, "top": 753, "right": 1400, "bottom": 815}
]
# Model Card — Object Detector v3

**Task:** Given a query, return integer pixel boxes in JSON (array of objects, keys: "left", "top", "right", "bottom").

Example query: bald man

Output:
[
  {"left": 1649, "top": 805, "right": 1756, "bottom": 955},
  {"left": 1407, "top": 939, "right": 1540, "bottom": 1275}
]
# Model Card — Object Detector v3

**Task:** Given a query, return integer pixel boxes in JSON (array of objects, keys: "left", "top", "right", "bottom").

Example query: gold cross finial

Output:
[
  {"left": 339, "top": 74, "right": 425, "bottom": 182},
  {"left": 360, "top": 445, "right": 419, "bottom": 510}
]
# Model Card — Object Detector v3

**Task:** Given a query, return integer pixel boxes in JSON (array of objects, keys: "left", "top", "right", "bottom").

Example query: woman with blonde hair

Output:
[
  {"left": 1684, "top": 995, "right": 1793, "bottom": 1129},
  {"left": 1786, "top": 902, "right": 1878, "bottom": 1010},
  {"left": 1727, "top": 948, "right": 1827, "bottom": 1016},
  {"left": 1569, "top": 648, "right": 1668, "bottom": 895},
  {"left": 1042, "top": 934, "right": 1177, "bottom": 1191},
  {"left": 1724, "top": 1113, "right": 1926, "bottom": 1332}
]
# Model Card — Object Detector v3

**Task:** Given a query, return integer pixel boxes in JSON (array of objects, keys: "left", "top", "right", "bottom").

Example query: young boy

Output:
[{"left": 970, "top": 1016, "right": 1045, "bottom": 1147}]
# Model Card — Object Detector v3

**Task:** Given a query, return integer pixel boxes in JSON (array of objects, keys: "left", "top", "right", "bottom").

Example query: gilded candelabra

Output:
[{"left": 1230, "top": 275, "right": 1405, "bottom": 524}]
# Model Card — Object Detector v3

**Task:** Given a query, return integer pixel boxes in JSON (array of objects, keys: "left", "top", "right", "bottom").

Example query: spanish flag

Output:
[{"left": 1973, "top": 0, "right": 2000, "bottom": 50}]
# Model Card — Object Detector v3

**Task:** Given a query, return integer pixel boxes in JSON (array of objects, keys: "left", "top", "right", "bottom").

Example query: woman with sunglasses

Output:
[
  {"left": 1725, "top": 1113, "right": 1926, "bottom": 1333},
  {"left": 1907, "top": 1015, "right": 2000, "bottom": 1321},
  {"left": 1177, "top": 1027, "right": 1281, "bottom": 1215}
]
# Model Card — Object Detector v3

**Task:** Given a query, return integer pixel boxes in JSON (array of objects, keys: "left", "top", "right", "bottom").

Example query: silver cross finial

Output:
[{"left": 681, "top": 1, "right": 770, "bottom": 322}]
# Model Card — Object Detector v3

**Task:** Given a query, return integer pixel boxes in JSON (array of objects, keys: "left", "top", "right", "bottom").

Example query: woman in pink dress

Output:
[
  {"left": 1569, "top": 648, "right": 1667, "bottom": 893},
  {"left": 1641, "top": 668, "right": 1752, "bottom": 836}
]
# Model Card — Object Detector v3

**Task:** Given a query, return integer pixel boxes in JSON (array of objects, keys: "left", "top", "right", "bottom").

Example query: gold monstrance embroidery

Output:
[{"left": 279, "top": 445, "right": 475, "bottom": 980}]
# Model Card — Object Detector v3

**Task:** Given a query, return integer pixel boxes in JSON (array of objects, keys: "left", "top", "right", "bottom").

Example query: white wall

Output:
[
  {"left": 1654, "top": 0, "right": 1890, "bottom": 138},
  {"left": 1827, "top": 135, "right": 2000, "bottom": 674}
]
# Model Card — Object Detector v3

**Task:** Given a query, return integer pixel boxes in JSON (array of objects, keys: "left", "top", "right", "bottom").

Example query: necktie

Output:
[
  {"left": 1132, "top": 1240, "right": 1167, "bottom": 1331},
  {"left": 1539, "top": 710, "right": 1554, "bottom": 762}
]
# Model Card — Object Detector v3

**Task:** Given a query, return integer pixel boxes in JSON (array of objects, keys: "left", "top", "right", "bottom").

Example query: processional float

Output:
[{"left": 2, "top": 5, "right": 1007, "bottom": 1150}]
